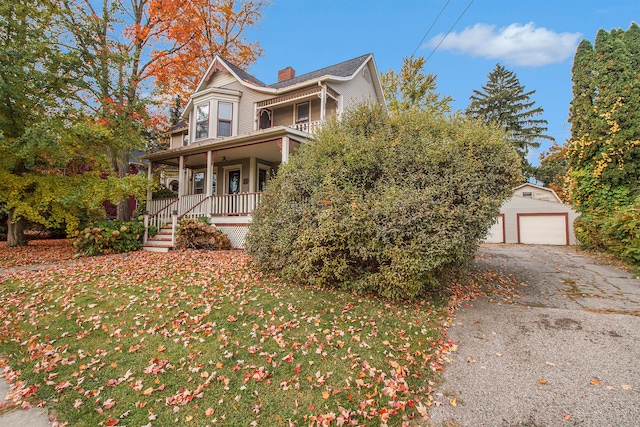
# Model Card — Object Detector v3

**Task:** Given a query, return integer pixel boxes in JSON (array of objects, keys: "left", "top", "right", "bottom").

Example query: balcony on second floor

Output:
[{"left": 256, "top": 85, "right": 340, "bottom": 135}]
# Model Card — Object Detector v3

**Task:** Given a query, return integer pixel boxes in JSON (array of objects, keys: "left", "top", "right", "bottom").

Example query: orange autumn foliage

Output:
[{"left": 146, "top": 0, "right": 266, "bottom": 103}]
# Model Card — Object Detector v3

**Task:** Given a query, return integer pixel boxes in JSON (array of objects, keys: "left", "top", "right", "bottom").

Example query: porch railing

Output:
[
  {"left": 178, "top": 194, "right": 207, "bottom": 216},
  {"left": 291, "top": 120, "right": 323, "bottom": 134},
  {"left": 181, "top": 195, "right": 213, "bottom": 221},
  {"left": 211, "top": 192, "right": 262, "bottom": 216},
  {"left": 147, "top": 198, "right": 178, "bottom": 231},
  {"left": 148, "top": 198, "right": 178, "bottom": 217},
  {"left": 147, "top": 192, "right": 262, "bottom": 233}
]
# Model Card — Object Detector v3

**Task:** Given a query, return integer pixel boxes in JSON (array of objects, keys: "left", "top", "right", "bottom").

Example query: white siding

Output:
[
  {"left": 329, "top": 62, "right": 380, "bottom": 112},
  {"left": 205, "top": 72, "right": 237, "bottom": 89},
  {"left": 484, "top": 215, "right": 504, "bottom": 243},
  {"left": 221, "top": 81, "right": 273, "bottom": 134},
  {"left": 514, "top": 183, "right": 560, "bottom": 202}
]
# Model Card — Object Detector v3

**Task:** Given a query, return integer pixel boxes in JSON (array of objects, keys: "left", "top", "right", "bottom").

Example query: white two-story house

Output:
[{"left": 143, "top": 53, "right": 385, "bottom": 249}]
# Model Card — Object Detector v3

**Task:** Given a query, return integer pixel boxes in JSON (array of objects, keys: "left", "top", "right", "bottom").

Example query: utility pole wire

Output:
[
  {"left": 411, "top": 0, "right": 451, "bottom": 58},
  {"left": 423, "top": 0, "right": 476, "bottom": 64}
]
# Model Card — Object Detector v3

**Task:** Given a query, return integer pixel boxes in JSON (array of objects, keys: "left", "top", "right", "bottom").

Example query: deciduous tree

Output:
[
  {"left": 149, "top": 0, "right": 268, "bottom": 103},
  {"left": 0, "top": 1, "right": 149, "bottom": 245},
  {"left": 467, "top": 63, "right": 553, "bottom": 179},
  {"left": 0, "top": 0, "right": 84, "bottom": 245},
  {"left": 381, "top": 56, "right": 452, "bottom": 116},
  {"left": 536, "top": 142, "right": 570, "bottom": 202},
  {"left": 57, "top": 0, "right": 266, "bottom": 221}
]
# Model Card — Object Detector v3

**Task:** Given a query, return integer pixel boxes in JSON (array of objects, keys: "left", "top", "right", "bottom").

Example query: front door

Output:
[
  {"left": 227, "top": 169, "right": 241, "bottom": 214},
  {"left": 227, "top": 169, "right": 241, "bottom": 194}
]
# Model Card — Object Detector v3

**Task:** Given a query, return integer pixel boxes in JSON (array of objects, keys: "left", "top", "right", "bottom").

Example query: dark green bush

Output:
[
  {"left": 72, "top": 220, "right": 146, "bottom": 256},
  {"left": 575, "top": 199, "right": 640, "bottom": 264},
  {"left": 246, "top": 104, "right": 521, "bottom": 299},
  {"left": 175, "top": 219, "right": 231, "bottom": 250}
]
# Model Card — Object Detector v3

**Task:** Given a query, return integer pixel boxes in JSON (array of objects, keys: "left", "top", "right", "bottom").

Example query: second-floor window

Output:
[
  {"left": 259, "top": 109, "right": 272, "bottom": 130},
  {"left": 218, "top": 102, "right": 233, "bottom": 137},
  {"left": 296, "top": 102, "right": 309, "bottom": 124},
  {"left": 196, "top": 103, "right": 209, "bottom": 139}
]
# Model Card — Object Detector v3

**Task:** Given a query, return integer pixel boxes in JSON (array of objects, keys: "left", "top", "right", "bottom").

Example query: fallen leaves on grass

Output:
[
  {"left": 0, "top": 249, "right": 454, "bottom": 426},
  {"left": 0, "top": 239, "right": 75, "bottom": 269}
]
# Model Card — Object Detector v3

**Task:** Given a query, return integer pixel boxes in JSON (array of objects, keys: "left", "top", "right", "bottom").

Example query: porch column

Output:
[
  {"left": 178, "top": 155, "right": 185, "bottom": 198},
  {"left": 320, "top": 84, "right": 327, "bottom": 121},
  {"left": 249, "top": 157, "right": 256, "bottom": 192},
  {"left": 146, "top": 161, "right": 153, "bottom": 205},
  {"left": 281, "top": 136, "right": 290, "bottom": 164},
  {"left": 253, "top": 103, "right": 258, "bottom": 131},
  {"left": 206, "top": 151, "right": 215, "bottom": 197}
]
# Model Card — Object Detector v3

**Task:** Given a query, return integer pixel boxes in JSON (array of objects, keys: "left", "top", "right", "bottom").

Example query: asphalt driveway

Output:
[{"left": 428, "top": 244, "right": 640, "bottom": 427}]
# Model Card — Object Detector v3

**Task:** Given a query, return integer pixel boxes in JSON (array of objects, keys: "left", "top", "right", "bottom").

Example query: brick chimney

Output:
[{"left": 278, "top": 66, "right": 295, "bottom": 82}]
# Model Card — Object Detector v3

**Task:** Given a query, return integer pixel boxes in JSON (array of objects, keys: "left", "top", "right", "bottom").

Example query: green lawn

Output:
[{"left": 0, "top": 244, "right": 456, "bottom": 426}]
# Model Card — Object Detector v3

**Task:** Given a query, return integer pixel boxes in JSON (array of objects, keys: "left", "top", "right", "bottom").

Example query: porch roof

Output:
[{"left": 143, "top": 126, "right": 311, "bottom": 166}]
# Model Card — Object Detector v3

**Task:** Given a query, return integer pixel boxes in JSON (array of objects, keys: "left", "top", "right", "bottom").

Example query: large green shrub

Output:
[
  {"left": 574, "top": 199, "right": 640, "bottom": 264},
  {"left": 72, "top": 219, "right": 146, "bottom": 256},
  {"left": 246, "top": 104, "right": 521, "bottom": 299}
]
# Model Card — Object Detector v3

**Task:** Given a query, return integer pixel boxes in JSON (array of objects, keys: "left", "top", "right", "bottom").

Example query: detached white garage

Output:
[{"left": 485, "top": 184, "right": 579, "bottom": 246}]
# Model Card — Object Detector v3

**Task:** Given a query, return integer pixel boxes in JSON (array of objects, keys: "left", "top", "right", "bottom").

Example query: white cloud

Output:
[{"left": 427, "top": 22, "right": 582, "bottom": 66}]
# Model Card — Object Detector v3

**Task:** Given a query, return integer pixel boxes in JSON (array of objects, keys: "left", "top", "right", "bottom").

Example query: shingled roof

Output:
[
  {"left": 269, "top": 54, "right": 372, "bottom": 89},
  {"left": 217, "top": 57, "right": 267, "bottom": 87}
]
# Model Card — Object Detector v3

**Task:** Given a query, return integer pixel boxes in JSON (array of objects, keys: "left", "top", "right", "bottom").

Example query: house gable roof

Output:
[
  {"left": 513, "top": 183, "right": 562, "bottom": 203},
  {"left": 183, "top": 53, "right": 385, "bottom": 119},
  {"left": 269, "top": 54, "right": 372, "bottom": 89}
]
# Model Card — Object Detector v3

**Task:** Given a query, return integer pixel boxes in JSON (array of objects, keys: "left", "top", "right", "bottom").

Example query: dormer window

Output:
[
  {"left": 195, "top": 103, "right": 209, "bottom": 139},
  {"left": 296, "top": 102, "right": 309, "bottom": 124},
  {"left": 217, "top": 101, "right": 233, "bottom": 137}
]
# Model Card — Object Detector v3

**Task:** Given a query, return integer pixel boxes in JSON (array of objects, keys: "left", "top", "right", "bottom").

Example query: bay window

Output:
[
  {"left": 195, "top": 103, "right": 209, "bottom": 139},
  {"left": 218, "top": 101, "right": 233, "bottom": 137}
]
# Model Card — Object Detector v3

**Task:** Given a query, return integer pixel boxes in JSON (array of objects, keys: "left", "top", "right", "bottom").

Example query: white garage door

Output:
[
  {"left": 518, "top": 214, "right": 568, "bottom": 245},
  {"left": 484, "top": 215, "right": 504, "bottom": 243}
]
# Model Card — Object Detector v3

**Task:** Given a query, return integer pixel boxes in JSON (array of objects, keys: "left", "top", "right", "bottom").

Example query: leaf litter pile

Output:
[
  {"left": 0, "top": 241, "right": 460, "bottom": 426},
  {"left": 0, "top": 239, "right": 75, "bottom": 269}
]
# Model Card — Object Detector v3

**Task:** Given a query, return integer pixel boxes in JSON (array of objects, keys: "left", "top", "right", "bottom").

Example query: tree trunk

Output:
[
  {"left": 116, "top": 151, "right": 131, "bottom": 221},
  {"left": 7, "top": 208, "right": 27, "bottom": 247},
  {"left": 117, "top": 199, "right": 131, "bottom": 221}
]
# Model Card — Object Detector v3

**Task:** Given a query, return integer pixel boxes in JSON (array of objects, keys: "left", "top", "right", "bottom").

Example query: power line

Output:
[
  {"left": 411, "top": 0, "right": 452, "bottom": 58},
  {"left": 423, "top": 0, "right": 475, "bottom": 65}
]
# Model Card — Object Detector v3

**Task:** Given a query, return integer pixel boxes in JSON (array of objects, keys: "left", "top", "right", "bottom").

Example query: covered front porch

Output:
[{"left": 143, "top": 127, "right": 309, "bottom": 249}]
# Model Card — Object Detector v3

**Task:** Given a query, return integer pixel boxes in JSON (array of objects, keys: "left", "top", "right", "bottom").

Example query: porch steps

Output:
[{"left": 143, "top": 227, "right": 174, "bottom": 253}]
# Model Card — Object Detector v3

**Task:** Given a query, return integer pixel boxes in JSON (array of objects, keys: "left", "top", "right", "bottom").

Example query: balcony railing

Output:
[{"left": 291, "top": 120, "right": 323, "bottom": 134}]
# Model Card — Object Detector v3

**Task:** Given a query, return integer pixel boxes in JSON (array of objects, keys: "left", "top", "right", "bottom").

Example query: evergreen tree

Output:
[
  {"left": 467, "top": 64, "right": 553, "bottom": 178},
  {"left": 568, "top": 23, "right": 640, "bottom": 211},
  {"left": 567, "top": 23, "right": 640, "bottom": 262},
  {"left": 169, "top": 96, "right": 183, "bottom": 126}
]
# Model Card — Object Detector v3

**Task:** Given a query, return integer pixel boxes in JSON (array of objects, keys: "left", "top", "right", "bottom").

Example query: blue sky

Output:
[{"left": 244, "top": 0, "right": 639, "bottom": 165}]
